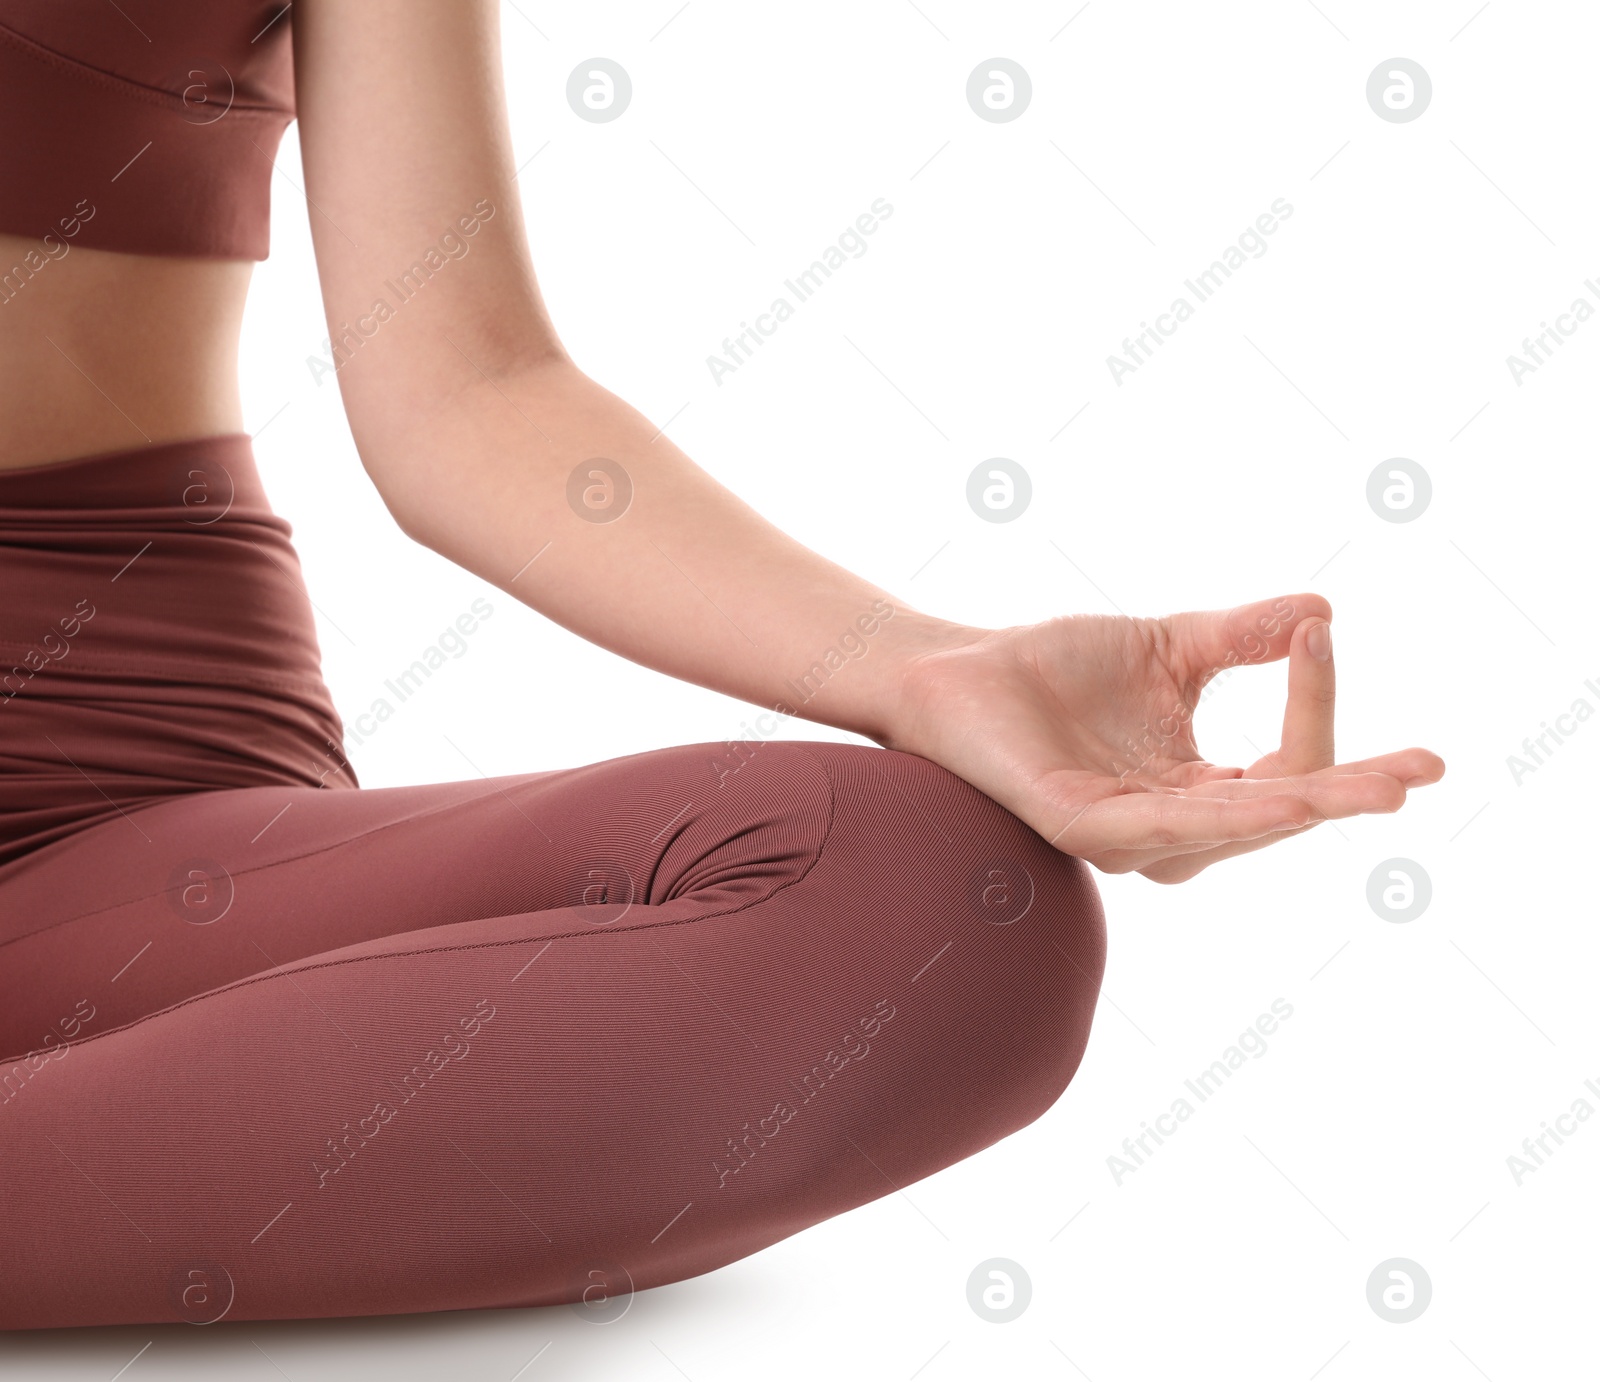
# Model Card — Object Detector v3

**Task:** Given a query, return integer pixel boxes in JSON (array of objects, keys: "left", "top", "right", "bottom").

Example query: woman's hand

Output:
[{"left": 883, "top": 592, "right": 1444, "bottom": 883}]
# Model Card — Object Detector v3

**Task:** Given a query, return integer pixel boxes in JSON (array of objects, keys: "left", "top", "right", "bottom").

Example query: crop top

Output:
[{"left": 0, "top": 1, "right": 295, "bottom": 260}]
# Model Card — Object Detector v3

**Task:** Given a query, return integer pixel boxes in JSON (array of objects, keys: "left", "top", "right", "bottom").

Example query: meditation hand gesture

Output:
[{"left": 887, "top": 592, "right": 1445, "bottom": 883}]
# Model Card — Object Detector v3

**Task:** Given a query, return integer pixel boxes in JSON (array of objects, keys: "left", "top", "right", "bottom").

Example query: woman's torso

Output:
[
  {"left": 0, "top": 232, "right": 252, "bottom": 470},
  {"left": 0, "top": 0, "right": 298, "bottom": 470},
  {"left": 0, "top": 3, "right": 359, "bottom": 877}
]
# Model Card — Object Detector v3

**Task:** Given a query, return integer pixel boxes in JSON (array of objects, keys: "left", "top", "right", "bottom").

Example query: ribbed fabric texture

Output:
[
  {"left": 0, "top": 2, "right": 295, "bottom": 258},
  {"left": 0, "top": 435, "right": 1106, "bottom": 1330}
]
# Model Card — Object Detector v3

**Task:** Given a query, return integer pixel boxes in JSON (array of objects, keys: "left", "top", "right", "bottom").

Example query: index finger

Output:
[{"left": 1277, "top": 615, "right": 1335, "bottom": 772}]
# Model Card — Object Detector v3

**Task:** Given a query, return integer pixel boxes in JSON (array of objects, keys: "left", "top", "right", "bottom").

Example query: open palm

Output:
[{"left": 888, "top": 592, "right": 1444, "bottom": 883}]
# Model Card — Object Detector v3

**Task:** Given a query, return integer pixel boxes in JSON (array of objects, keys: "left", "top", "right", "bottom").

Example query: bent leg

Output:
[{"left": 0, "top": 740, "right": 1104, "bottom": 1329}]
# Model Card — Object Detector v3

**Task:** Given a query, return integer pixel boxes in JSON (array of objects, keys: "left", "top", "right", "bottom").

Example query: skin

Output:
[{"left": 0, "top": 0, "right": 1442, "bottom": 882}]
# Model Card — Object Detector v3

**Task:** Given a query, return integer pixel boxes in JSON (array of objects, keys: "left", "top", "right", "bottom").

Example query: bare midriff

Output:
[{"left": 0, "top": 231, "right": 253, "bottom": 471}]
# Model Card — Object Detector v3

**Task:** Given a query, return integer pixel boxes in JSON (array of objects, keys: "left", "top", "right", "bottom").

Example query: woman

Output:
[{"left": 0, "top": 2, "right": 1441, "bottom": 1330}]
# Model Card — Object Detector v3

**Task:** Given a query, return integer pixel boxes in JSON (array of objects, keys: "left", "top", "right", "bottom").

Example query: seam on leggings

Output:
[
  {"left": 0, "top": 744, "right": 844, "bottom": 1063},
  {"left": 0, "top": 741, "right": 840, "bottom": 949},
  {"left": 0, "top": 777, "right": 552, "bottom": 954}
]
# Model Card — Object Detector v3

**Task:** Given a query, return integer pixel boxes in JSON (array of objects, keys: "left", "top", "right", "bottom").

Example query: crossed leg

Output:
[{"left": 0, "top": 739, "right": 1104, "bottom": 1329}]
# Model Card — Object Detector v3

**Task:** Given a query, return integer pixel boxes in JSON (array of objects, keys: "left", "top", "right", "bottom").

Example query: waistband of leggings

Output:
[{"left": 0, "top": 433, "right": 269, "bottom": 512}]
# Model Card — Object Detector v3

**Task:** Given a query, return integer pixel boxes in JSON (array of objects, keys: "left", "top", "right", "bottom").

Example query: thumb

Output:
[{"left": 1166, "top": 591, "right": 1333, "bottom": 689}]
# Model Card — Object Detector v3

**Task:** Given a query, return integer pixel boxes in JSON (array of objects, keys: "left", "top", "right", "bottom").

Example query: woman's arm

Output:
[
  {"left": 292, "top": 2, "right": 1442, "bottom": 878},
  {"left": 292, "top": 0, "right": 973, "bottom": 745}
]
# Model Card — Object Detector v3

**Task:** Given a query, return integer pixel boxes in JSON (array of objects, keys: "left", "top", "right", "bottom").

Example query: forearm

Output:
[{"left": 359, "top": 356, "right": 981, "bottom": 744}]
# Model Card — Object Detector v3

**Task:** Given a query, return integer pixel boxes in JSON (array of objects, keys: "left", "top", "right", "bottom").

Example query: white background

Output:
[{"left": 13, "top": 1, "right": 1596, "bottom": 1378}]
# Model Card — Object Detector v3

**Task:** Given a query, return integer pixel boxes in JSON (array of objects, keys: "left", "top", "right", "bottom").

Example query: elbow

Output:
[
  {"left": 354, "top": 347, "right": 584, "bottom": 552},
  {"left": 367, "top": 460, "right": 441, "bottom": 552},
  {"left": 348, "top": 431, "right": 433, "bottom": 548}
]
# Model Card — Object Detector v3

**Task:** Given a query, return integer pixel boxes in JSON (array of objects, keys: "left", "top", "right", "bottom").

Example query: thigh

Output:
[
  {"left": 0, "top": 738, "right": 1106, "bottom": 1329},
  {"left": 0, "top": 738, "right": 838, "bottom": 1060}
]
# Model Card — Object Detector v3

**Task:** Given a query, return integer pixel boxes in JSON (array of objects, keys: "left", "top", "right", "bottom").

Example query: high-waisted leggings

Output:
[{"left": 0, "top": 435, "right": 1105, "bottom": 1330}]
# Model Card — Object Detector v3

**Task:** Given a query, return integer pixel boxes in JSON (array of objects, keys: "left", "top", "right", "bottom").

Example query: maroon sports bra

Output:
[{"left": 0, "top": 1, "right": 295, "bottom": 260}]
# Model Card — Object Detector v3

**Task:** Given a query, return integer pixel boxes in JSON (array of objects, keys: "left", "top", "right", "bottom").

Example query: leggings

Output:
[{"left": 0, "top": 436, "right": 1105, "bottom": 1330}]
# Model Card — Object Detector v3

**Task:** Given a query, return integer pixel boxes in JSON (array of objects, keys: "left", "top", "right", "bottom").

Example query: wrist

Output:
[{"left": 817, "top": 607, "right": 990, "bottom": 749}]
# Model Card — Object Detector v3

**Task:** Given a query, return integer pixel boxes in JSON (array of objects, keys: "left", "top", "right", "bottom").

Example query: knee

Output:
[
  {"left": 971, "top": 841, "right": 1105, "bottom": 1133},
  {"left": 797, "top": 741, "right": 1106, "bottom": 1132}
]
